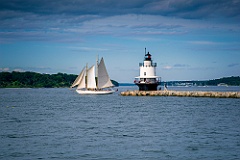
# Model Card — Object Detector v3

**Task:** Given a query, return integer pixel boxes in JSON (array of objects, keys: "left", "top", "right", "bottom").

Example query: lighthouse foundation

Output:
[
  {"left": 134, "top": 77, "right": 161, "bottom": 91},
  {"left": 136, "top": 83, "right": 160, "bottom": 91}
]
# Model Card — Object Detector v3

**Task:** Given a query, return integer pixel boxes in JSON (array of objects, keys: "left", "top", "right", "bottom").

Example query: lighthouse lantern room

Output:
[{"left": 134, "top": 49, "right": 161, "bottom": 91}]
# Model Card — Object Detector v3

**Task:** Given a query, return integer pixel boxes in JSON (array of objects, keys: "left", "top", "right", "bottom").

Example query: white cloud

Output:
[
  {"left": 188, "top": 41, "right": 220, "bottom": 45},
  {"left": 0, "top": 68, "right": 10, "bottom": 72},
  {"left": 69, "top": 46, "right": 109, "bottom": 52},
  {"left": 163, "top": 65, "right": 172, "bottom": 70},
  {"left": 13, "top": 68, "right": 25, "bottom": 72},
  {"left": 0, "top": 67, "right": 24, "bottom": 72}
]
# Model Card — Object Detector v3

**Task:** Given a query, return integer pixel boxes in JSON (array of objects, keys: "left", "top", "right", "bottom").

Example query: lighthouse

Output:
[{"left": 134, "top": 49, "right": 161, "bottom": 91}]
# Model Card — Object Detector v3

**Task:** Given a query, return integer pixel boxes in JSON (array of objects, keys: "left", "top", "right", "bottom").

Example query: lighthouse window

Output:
[{"left": 144, "top": 72, "right": 146, "bottom": 76}]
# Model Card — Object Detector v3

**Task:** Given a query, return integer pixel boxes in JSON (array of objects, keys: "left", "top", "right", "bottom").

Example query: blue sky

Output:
[{"left": 0, "top": 0, "right": 240, "bottom": 82}]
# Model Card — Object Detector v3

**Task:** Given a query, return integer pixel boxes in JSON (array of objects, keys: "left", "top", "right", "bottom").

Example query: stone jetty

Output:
[{"left": 120, "top": 90, "right": 240, "bottom": 98}]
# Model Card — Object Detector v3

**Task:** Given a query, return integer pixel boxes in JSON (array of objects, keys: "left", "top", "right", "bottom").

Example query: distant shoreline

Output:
[
  {"left": 0, "top": 71, "right": 239, "bottom": 88},
  {"left": 1, "top": 85, "right": 240, "bottom": 89},
  {"left": 0, "top": 71, "right": 119, "bottom": 88}
]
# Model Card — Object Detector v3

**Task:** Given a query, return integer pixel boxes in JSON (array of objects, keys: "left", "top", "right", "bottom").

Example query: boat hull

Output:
[{"left": 76, "top": 89, "right": 115, "bottom": 95}]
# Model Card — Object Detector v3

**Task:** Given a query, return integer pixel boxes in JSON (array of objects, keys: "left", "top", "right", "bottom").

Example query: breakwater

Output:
[{"left": 120, "top": 90, "right": 240, "bottom": 98}]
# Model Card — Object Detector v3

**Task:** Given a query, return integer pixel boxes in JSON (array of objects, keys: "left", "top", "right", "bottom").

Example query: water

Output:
[{"left": 0, "top": 87, "right": 240, "bottom": 160}]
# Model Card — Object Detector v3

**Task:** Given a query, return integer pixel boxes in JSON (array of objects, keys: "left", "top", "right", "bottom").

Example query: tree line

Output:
[
  {"left": 0, "top": 71, "right": 238, "bottom": 88},
  {"left": 206, "top": 76, "right": 240, "bottom": 86},
  {"left": 0, "top": 71, "right": 119, "bottom": 88}
]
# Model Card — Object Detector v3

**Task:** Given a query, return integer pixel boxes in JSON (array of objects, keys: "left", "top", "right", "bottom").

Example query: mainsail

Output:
[
  {"left": 87, "top": 65, "right": 97, "bottom": 89},
  {"left": 97, "top": 58, "right": 114, "bottom": 89},
  {"left": 70, "top": 67, "right": 85, "bottom": 88}
]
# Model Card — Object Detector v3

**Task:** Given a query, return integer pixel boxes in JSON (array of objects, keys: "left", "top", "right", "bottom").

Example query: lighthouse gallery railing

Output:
[{"left": 139, "top": 63, "right": 157, "bottom": 67}]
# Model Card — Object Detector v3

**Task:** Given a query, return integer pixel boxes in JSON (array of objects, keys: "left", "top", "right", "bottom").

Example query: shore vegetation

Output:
[{"left": 0, "top": 71, "right": 119, "bottom": 88}]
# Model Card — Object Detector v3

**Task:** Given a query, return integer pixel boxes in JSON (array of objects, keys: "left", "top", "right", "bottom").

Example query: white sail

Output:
[
  {"left": 70, "top": 67, "right": 85, "bottom": 88},
  {"left": 77, "top": 69, "right": 86, "bottom": 89},
  {"left": 87, "top": 65, "right": 97, "bottom": 89},
  {"left": 97, "top": 58, "right": 114, "bottom": 89},
  {"left": 71, "top": 57, "right": 115, "bottom": 95}
]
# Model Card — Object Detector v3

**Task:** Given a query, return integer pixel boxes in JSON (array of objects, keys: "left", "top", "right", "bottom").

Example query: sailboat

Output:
[{"left": 70, "top": 57, "right": 115, "bottom": 95}]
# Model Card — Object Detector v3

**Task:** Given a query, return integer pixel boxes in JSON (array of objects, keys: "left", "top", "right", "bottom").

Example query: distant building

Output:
[
  {"left": 217, "top": 83, "right": 228, "bottom": 87},
  {"left": 134, "top": 49, "right": 161, "bottom": 91}
]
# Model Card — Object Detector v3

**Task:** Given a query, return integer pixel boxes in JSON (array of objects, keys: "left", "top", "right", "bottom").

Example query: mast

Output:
[
  {"left": 96, "top": 54, "right": 99, "bottom": 88},
  {"left": 96, "top": 54, "right": 99, "bottom": 78},
  {"left": 85, "top": 63, "right": 88, "bottom": 89}
]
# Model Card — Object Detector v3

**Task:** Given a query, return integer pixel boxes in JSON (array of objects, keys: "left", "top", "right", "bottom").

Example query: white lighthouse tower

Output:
[{"left": 134, "top": 49, "right": 161, "bottom": 91}]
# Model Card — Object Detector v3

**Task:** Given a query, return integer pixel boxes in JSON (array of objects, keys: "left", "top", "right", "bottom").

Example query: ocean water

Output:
[{"left": 0, "top": 86, "right": 240, "bottom": 160}]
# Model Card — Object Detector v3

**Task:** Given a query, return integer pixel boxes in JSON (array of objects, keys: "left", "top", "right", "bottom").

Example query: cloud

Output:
[
  {"left": 13, "top": 68, "right": 25, "bottom": 72},
  {"left": 0, "top": 67, "right": 53, "bottom": 73},
  {"left": 0, "top": 67, "right": 25, "bottom": 72},
  {"left": 131, "top": 23, "right": 183, "bottom": 30},
  {"left": 0, "top": 0, "right": 240, "bottom": 43},
  {"left": 173, "top": 64, "right": 190, "bottom": 68},
  {"left": 0, "top": 67, "right": 10, "bottom": 72},
  {"left": 69, "top": 46, "right": 109, "bottom": 53},
  {"left": 189, "top": 41, "right": 220, "bottom": 45},
  {"left": 228, "top": 63, "right": 239, "bottom": 67},
  {"left": 0, "top": 14, "right": 188, "bottom": 42},
  {"left": 163, "top": 63, "right": 190, "bottom": 70},
  {"left": 163, "top": 65, "right": 172, "bottom": 70},
  {"left": 1, "top": 0, "right": 239, "bottom": 19},
  {"left": 1, "top": 0, "right": 239, "bottom": 25},
  {"left": 145, "top": 0, "right": 240, "bottom": 19}
]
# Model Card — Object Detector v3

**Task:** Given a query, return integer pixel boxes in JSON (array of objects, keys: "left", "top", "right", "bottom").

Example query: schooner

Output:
[{"left": 70, "top": 57, "right": 115, "bottom": 95}]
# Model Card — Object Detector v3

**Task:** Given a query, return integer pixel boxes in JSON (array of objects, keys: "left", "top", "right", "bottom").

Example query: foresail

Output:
[
  {"left": 87, "top": 65, "right": 97, "bottom": 89},
  {"left": 70, "top": 67, "right": 85, "bottom": 88},
  {"left": 97, "top": 58, "right": 114, "bottom": 89},
  {"left": 77, "top": 69, "right": 86, "bottom": 89}
]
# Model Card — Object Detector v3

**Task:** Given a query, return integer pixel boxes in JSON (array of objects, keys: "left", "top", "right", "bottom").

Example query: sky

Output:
[{"left": 0, "top": 0, "right": 240, "bottom": 82}]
